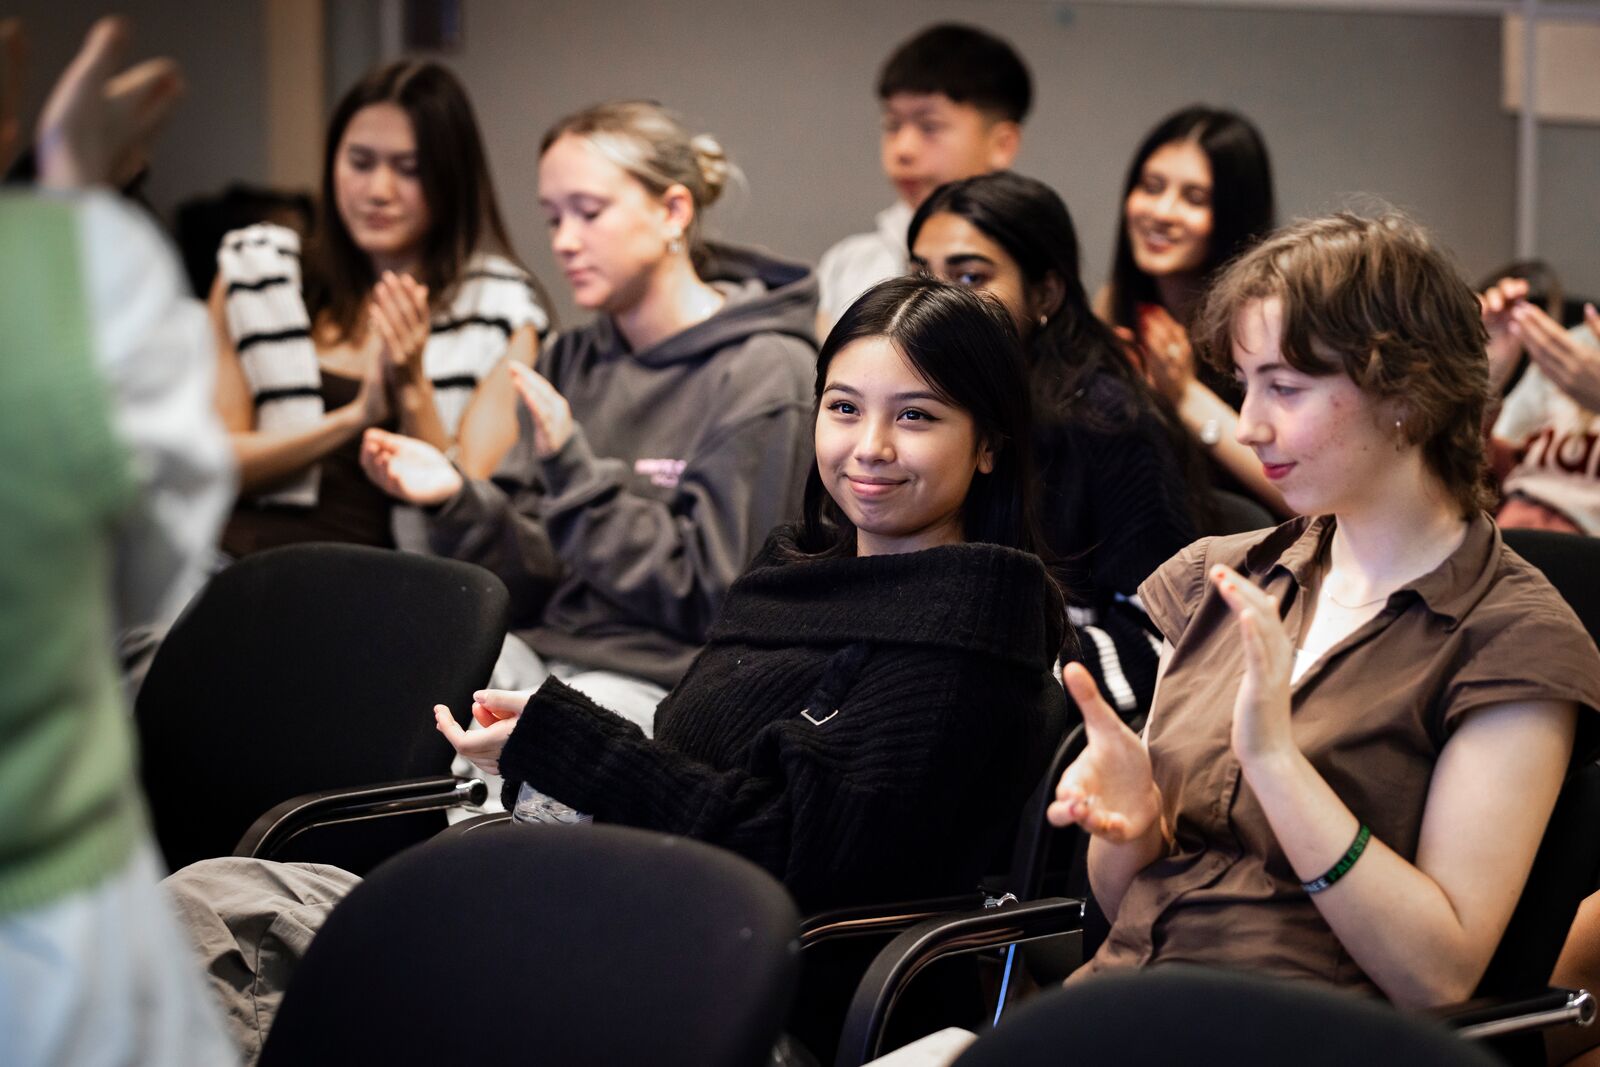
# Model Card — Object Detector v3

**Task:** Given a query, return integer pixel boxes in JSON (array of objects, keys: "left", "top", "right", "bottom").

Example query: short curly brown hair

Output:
[{"left": 1194, "top": 212, "right": 1491, "bottom": 517}]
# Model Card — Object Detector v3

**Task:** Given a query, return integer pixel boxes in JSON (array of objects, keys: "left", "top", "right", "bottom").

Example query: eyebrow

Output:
[
  {"left": 823, "top": 382, "right": 946, "bottom": 404},
  {"left": 345, "top": 143, "right": 417, "bottom": 161}
]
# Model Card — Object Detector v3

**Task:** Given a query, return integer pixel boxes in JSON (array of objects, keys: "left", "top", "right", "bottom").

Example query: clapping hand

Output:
[
  {"left": 1511, "top": 300, "right": 1600, "bottom": 412},
  {"left": 1047, "top": 663, "right": 1163, "bottom": 843},
  {"left": 33, "top": 17, "right": 183, "bottom": 190},
  {"left": 433, "top": 689, "right": 532, "bottom": 777},
  {"left": 1137, "top": 304, "right": 1197, "bottom": 405},
  {"left": 508, "top": 362, "right": 575, "bottom": 459},
  {"left": 369, "top": 271, "right": 431, "bottom": 383},
  {"left": 1480, "top": 277, "right": 1530, "bottom": 393},
  {"left": 360, "top": 427, "right": 463, "bottom": 506},
  {"left": 1211, "top": 564, "right": 1295, "bottom": 763}
]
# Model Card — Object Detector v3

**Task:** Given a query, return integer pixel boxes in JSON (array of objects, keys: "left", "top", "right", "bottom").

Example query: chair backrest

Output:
[
  {"left": 135, "top": 543, "right": 509, "bottom": 872},
  {"left": 1501, "top": 528, "right": 1600, "bottom": 642},
  {"left": 1478, "top": 528, "right": 1600, "bottom": 996},
  {"left": 258, "top": 824, "right": 802, "bottom": 1067},
  {"left": 951, "top": 966, "right": 1501, "bottom": 1067},
  {"left": 1204, "top": 489, "right": 1277, "bottom": 537},
  {"left": 1006, "top": 724, "right": 1085, "bottom": 902}
]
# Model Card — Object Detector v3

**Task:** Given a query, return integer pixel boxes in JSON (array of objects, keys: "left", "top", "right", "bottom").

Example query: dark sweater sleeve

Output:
[
  {"left": 1065, "top": 417, "right": 1198, "bottom": 599},
  {"left": 498, "top": 653, "right": 1054, "bottom": 909},
  {"left": 533, "top": 344, "right": 814, "bottom": 645},
  {"left": 423, "top": 460, "right": 560, "bottom": 626}
]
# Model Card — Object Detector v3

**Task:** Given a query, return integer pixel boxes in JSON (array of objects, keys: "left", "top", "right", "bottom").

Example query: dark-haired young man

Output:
[{"left": 816, "top": 23, "right": 1032, "bottom": 336}]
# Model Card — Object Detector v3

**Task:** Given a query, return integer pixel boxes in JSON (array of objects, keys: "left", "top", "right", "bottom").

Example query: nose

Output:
[
  {"left": 550, "top": 214, "right": 581, "bottom": 256},
  {"left": 854, "top": 415, "right": 896, "bottom": 465},
  {"left": 888, "top": 124, "right": 919, "bottom": 162},
  {"left": 1235, "top": 385, "right": 1271, "bottom": 446},
  {"left": 368, "top": 163, "right": 396, "bottom": 202},
  {"left": 1151, "top": 186, "right": 1183, "bottom": 221}
]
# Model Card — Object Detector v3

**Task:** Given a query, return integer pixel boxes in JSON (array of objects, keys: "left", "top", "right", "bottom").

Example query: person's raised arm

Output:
[
  {"left": 1213, "top": 563, "right": 1577, "bottom": 1007},
  {"left": 208, "top": 274, "right": 390, "bottom": 494},
  {"left": 453, "top": 323, "right": 539, "bottom": 479},
  {"left": 1132, "top": 306, "right": 1293, "bottom": 521},
  {"left": 508, "top": 347, "right": 812, "bottom": 644},
  {"left": 360, "top": 425, "right": 559, "bottom": 609}
]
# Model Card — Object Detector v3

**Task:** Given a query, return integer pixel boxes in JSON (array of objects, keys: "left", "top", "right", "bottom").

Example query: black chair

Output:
[
  {"left": 135, "top": 543, "right": 508, "bottom": 873},
  {"left": 1204, "top": 489, "right": 1276, "bottom": 537},
  {"left": 257, "top": 824, "right": 802, "bottom": 1067},
  {"left": 949, "top": 967, "right": 1502, "bottom": 1067}
]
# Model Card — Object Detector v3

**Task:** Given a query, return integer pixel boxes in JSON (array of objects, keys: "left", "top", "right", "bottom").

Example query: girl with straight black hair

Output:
[
  {"left": 211, "top": 61, "right": 549, "bottom": 557},
  {"left": 1099, "top": 105, "right": 1288, "bottom": 516},
  {"left": 911, "top": 170, "right": 1201, "bottom": 716}
]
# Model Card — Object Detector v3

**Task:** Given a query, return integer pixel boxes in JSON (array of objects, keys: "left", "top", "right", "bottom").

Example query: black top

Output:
[
  {"left": 1038, "top": 372, "right": 1197, "bottom": 607},
  {"left": 222, "top": 372, "right": 396, "bottom": 557},
  {"left": 498, "top": 525, "right": 1068, "bottom": 911}
]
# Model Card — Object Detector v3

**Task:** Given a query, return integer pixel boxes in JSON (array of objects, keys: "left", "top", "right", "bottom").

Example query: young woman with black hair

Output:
[
  {"left": 1100, "top": 105, "right": 1287, "bottom": 516},
  {"left": 910, "top": 171, "right": 1204, "bottom": 716},
  {"left": 211, "top": 61, "right": 548, "bottom": 557},
  {"left": 440, "top": 275, "right": 1068, "bottom": 910}
]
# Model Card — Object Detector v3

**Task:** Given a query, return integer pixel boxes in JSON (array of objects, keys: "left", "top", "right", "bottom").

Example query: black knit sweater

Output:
[
  {"left": 497, "top": 525, "right": 1068, "bottom": 912},
  {"left": 1039, "top": 372, "right": 1198, "bottom": 606}
]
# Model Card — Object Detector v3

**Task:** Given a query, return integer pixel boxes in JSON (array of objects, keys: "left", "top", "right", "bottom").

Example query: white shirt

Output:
[
  {"left": 816, "top": 200, "right": 914, "bottom": 334},
  {"left": 1493, "top": 324, "right": 1600, "bottom": 534}
]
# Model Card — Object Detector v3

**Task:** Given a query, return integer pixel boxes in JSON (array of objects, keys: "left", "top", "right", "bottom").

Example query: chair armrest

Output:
[
  {"left": 800, "top": 893, "right": 989, "bottom": 949},
  {"left": 432, "top": 811, "right": 514, "bottom": 842},
  {"left": 834, "top": 896, "right": 1085, "bottom": 1067},
  {"left": 1435, "top": 987, "right": 1595, "bottom": 1039},
  {"left": 234, "top": 776, "right": 488, "bottom": 860}
]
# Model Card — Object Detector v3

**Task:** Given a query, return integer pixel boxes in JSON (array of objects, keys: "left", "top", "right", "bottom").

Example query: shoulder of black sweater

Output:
[{"left": 715, "top": 523, "right": 1062, "bottom": 670}]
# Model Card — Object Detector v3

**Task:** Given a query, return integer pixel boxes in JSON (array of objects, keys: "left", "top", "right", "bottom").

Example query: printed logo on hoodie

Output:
[{"left": 635, "top": 457, "right": 687, "bottom": 488}]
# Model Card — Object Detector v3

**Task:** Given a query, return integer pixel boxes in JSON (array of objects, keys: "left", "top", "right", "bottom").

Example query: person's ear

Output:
[
  {"left": 986, "top": 120, "right": 1021, "bottom": 170},
  {"left": 1030, "top": 271, "right": 1067, "bottom": 326},
  {"left": 659, "top": 182, "right": 695, "bottom": 246},
  {"left": 976, "top": 439, "right": 997, "bottom": 475}
]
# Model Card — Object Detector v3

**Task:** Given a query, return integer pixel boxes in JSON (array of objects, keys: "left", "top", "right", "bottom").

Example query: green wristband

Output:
[{"left": 1302, "top": 823, "right": 1371, "bottom": 895}]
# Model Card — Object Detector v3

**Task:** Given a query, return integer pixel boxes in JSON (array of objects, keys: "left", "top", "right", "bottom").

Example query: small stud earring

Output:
[
  {"left": 1038, "top": 314, "right": 1049, "bottom": 328},
  {"left": 666, "top": 229, "right": 684, "bottom": 255}
]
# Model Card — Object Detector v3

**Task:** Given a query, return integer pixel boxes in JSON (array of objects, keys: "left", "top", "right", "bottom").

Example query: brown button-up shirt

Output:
[{"left": 1083, "top": 512, "right": 1600, "bottom": 993}]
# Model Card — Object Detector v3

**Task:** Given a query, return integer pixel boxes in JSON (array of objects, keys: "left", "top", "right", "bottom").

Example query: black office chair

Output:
[
  {"left": 1204, "top": 489, "right": 1277, "bottom": 537},
  {"left": 950, "top": 966, "right": 1502, "bottom": 1067},
  {"left": 257, "top": 824, "right": 802, "bottom": 1067},
  {"left": 135, "top": 543, "right": 508, "bottom": 873}
]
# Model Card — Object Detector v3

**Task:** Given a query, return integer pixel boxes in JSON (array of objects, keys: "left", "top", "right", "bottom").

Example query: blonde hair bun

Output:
[{"left": 689, "top": 133, "right": 731, "bottom": 207}]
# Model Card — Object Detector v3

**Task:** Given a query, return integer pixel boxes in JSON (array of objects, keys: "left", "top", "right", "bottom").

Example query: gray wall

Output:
[
  {"left": 380, "top": 0, "right": 1596, "bottom": 327},
  {"left": 14, "top": 3, "right": 1598, "bottom": 321}
]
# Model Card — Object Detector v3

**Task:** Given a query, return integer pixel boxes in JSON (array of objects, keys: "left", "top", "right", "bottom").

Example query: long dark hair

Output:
[
  {"left": 795, "top": 276, "right": 1048, "bottom": 563},
  {"left": 908, "top": 171, "right": 1210, "bottom": 523},
  {"left": 1106, "top": 105, "right": 1275, "bottom": 331},
  {"left": 303, "top": 61, "right": 523, "bottom": 339}
]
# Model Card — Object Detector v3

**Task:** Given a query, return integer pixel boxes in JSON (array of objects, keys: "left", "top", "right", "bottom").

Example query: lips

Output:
[
  {"left": 845, "top": 474, "right": 906, "bottom": 499},
  {"left": 1262, "top": 461, "right": 1296, "bottom": 481}
]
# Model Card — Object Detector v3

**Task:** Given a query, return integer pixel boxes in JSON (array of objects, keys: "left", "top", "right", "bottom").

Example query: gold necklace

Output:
[{"left": 1325, "top": 587, "right": 1390, "bottom": 610}]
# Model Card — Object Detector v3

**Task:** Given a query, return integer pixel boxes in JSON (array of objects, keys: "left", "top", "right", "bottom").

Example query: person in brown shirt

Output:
[{"left": 1049, "top": 212, "right": 1600, "bottom": 1008}]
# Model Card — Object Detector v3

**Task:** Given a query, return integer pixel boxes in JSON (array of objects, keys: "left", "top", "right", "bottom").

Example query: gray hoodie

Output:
[{"left": 423, "top": 244, "right": 819, "bottom": 686}]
